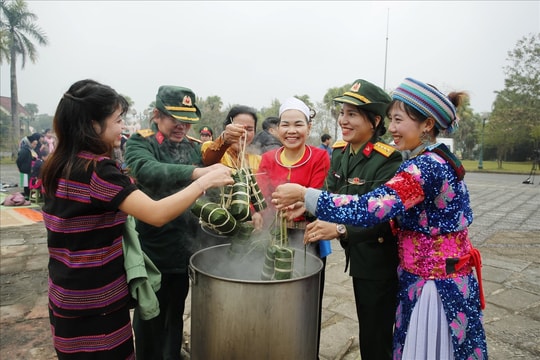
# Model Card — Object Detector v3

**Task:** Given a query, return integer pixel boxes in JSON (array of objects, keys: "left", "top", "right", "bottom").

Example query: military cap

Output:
[
  {"left": 333, "top": 79, "right": 391, "bottom": 118},
  {"left": 199, "top": 126, "right": 213, "bottom": 136},
  {"left": 155, "top": 85, "right": 201, "bottom": 124}
]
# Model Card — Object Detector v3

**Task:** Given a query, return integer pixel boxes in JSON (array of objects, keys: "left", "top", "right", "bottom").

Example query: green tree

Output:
[
  {"left": 0, "top": 0, "right": 48, "bottom": 149},
  {"left": 0, "top": 27, "right": 9, "bottom": 62},
  {"left": 33, "top": 113, "right": 52, "bottom": 133},
  {"left": 197, "top": 95, "right": 224, "bottom": 136},
  {"left": 22, "top": 101, "right": 37, "bottom": 133},
  {"left": 259, "top": 98, "right": 281, "bottom": 129},
  {"left": 487, "top": 33, "right": 540, "bottom": 168},
  {"left": 294, "top": 94, "right": 313, "bottom": 109},
  {"left": 322, "top": 83, "right": 351, "bottom": 140},
  {"left": 452, "top": 96, "right": 478, "bottom": 159}
]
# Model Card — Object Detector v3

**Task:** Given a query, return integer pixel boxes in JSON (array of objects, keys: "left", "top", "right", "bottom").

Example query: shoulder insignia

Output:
[
  {"left": 187, "top": 135, "right": 202, "bottom": 144},
  {"left": 332, "top": 139, "right": 347, "bottom": 149},
  {"left": 137, "top": 129, "right": 155, "bottom": 138},
  {"left": 373, "top": 142, "right": 396, "bottom": 157}
]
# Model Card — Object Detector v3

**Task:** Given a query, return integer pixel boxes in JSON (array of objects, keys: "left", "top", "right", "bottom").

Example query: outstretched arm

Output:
[{"left": 120, "top": 165, "right": 233, "bottom": 227}]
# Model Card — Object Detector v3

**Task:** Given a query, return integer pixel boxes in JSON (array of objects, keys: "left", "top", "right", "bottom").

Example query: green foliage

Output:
[
  {"left": 453, "top": 96, "right": 481, "bottom": 160},
  {"left": 461, "top": 160, "right": 533, "bottom": 174},
  {"left": 32, "top": 113, "right": 52, "bottom": 133},
  {"left": 293, "top": 94, "right": 313, "bottom": 109},
  {"left": 258, "top": 98, "right": 281, "bottom": 130},
  {"left": 0, "top": 28, "right": 9, "bottom": 63},
  {"left": 197, "top": 95, "right": 225, "bottom": 135},
  {"left": 1, "top": 0, "right": 48, "bottom": 147},
  {"left": 322, "top": 83, "right": 351, "bottom": 140},
  {"left": 487, "top": 33, "right": 540, "bottom": 168}
]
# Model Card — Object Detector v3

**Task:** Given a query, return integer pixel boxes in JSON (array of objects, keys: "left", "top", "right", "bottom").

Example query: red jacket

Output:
[{"left": 258, "top": 145, "right": 330, "bottom": 206}]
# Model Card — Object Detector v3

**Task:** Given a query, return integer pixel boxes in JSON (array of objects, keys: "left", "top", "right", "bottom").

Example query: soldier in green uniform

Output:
[
  {"left": 308, "top": 79, "right": 402, "bottom": 360},
  {"left": 124, "top": 85, "right": 225, "bottom": 360}
]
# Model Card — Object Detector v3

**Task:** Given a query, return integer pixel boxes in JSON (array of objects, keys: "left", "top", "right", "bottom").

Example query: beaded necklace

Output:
[{"left": 274, "top": 145, "right": 313, "bottom": 181}]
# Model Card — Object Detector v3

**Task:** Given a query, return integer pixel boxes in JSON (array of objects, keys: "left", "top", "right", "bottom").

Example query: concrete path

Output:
[{"left": 1, "top": 164, "right": 539, "bottom": 359}]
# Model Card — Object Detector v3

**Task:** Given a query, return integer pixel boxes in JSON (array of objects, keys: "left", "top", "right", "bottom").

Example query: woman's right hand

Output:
[
  {"left": 196, "top": 164, "right": 234, "bottom": 190},
  {"left": 272, "top": 183, "right": 306, "bottom": 209},
  {"left": 221, "top": 123, "right": 246, "bottom": 145}
]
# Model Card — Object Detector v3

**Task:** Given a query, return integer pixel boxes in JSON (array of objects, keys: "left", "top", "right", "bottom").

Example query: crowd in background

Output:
[{"left": 15, "top": 128, "right": 56, "bottom": 200}]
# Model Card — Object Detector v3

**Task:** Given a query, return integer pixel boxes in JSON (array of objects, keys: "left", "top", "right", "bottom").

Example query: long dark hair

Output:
[{"left": 41, "top": 79, "right": 128, "bottom": 196}]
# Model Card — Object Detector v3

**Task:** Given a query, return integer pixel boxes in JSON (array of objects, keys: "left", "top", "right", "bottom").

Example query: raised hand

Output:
[{"left": 271, "top": 183, "right": 306, "bottom": 209}]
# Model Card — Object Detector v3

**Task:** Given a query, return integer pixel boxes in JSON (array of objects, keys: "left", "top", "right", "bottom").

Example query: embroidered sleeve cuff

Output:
[{"left": 384, "top": 171, "right": 425, "bottom": 210}]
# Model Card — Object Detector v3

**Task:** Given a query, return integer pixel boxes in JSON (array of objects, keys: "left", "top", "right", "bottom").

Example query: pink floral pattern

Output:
[
  {"left": 450, "top": 312, "right": 468, "bottom": 345},
  {"left": 332, "top": 194, "right": 355, "bottom": 207},
  {"left": 367, "top": 194, "right": 398, "bottom": 219},
  {"left": 435, "top": 180, "right": 456, "bottom": 208}
]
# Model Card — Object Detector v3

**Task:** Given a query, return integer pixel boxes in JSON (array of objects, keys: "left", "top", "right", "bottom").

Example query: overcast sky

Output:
[{"left": 1, "top": 1, "right": 539, "bottom": 117}]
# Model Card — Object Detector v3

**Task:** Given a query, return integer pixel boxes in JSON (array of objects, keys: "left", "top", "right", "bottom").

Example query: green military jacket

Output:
[
  {"left": 124, "top": 123, "right": 203, "bottom": 274},
  {"left": 326, "top": 139, "right": 402, "bottom": 280}
]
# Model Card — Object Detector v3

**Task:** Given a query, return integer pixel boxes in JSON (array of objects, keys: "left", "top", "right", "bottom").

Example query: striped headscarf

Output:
[{"left": 392, "top": 78, "right": 457, "bottom": 133}]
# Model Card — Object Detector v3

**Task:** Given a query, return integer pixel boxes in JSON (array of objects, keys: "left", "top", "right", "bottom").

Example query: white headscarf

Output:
[{"left": 279, "top": 97, "right": 310, "bottom": 122}]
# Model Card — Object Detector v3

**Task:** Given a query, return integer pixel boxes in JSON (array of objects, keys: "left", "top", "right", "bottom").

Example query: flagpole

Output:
[{"left": 383, "top": 8, "right": 390, "bottom": 90}]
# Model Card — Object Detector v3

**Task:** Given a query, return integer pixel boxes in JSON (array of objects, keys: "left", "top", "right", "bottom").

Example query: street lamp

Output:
[{"left": 478, "top": 117, "right": 486, "bottom": 169}]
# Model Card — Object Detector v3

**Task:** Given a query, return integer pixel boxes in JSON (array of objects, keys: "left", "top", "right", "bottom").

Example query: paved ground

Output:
[{"left": 0, "top": 163, "right": 539, "bottom": 359}]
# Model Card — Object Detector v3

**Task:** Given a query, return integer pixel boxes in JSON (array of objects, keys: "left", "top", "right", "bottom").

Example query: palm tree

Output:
[
  {"left": 0, "top": 27, "right": 10, "bottom": 62},
  {"left": 0, "top": 0, "right": 48, "bottom": 148}
]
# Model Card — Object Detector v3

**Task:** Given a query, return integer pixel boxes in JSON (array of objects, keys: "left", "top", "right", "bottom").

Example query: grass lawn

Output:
[{"left": 462, "top": 160, "right": 534, "bottom": 175}]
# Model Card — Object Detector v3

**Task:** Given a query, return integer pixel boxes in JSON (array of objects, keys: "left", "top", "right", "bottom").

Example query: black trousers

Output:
[
  {"left": 133, "top": 273, "right": 190, "bottom": 360},
  {"left": 353, "top": 276, "right": 398, "bottom": 360}
]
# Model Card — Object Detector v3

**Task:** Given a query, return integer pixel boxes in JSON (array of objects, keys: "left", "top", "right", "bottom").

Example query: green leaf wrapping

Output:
[
  {"left": 229, "top": 169, "right": 251, "bottom": 221},
  {"left": 248, "top": 169, "right": 267, "bottom": 212},
  {"left": 261, "top": 245, "right": 278, "bottom": 280},
  {"left": 191, "top": 199, "right": 238, "bottom": 236},
  {"left": 228, "top": 222, "right": 255, "bottom": 256},
  {"left": 274, "top": 247, "right": 295, "bottom": 280}
]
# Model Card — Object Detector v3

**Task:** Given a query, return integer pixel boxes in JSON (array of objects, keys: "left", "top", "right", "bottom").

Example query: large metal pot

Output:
[{"left": 189, "top": 244, "right": 323, "bottom": 360}]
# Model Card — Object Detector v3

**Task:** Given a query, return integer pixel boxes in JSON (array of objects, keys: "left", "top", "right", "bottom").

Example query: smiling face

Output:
[
  {"left": 278, "top": 109, "right": 310, "bottom": 151},
  {"left": 338, "top": 103, "right": 379, "bottom": 150},
  {"left": 154, "top": 109, "right": 191, "bottom": 143},
  {"left": 94, "top": 106, "right": 125, "bottom": 148},
  {"left": 387, "top": 101, "right": 433, "bottom": 151}
]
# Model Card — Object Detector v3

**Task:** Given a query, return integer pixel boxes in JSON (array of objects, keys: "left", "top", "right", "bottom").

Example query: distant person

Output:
[
  {"left": 33, "top": 133, "right": 47, "bottom": 159},
  {"left": 318, "top": 133, "right": 333, "bottom": 159},
  {"left": 199, "top": 125, "right": 213, "bottom": 142},
  {"left": 43, "top": 128, "right": 56, "bottom": 154},
  {"left": 16, "top": 133, "right": 40, "bottom": 199},
  {"left": 29, "top": 146, "right": 50, "bottom": 200},
  {"left": 252, "top": 116, "right": 282, "bottom": 153},
  {"left": 40, "top": 79, "right": 233, "bottom": 359},
  {"left": 272, "top": 77, "right": 488, "bottom": 360}
]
